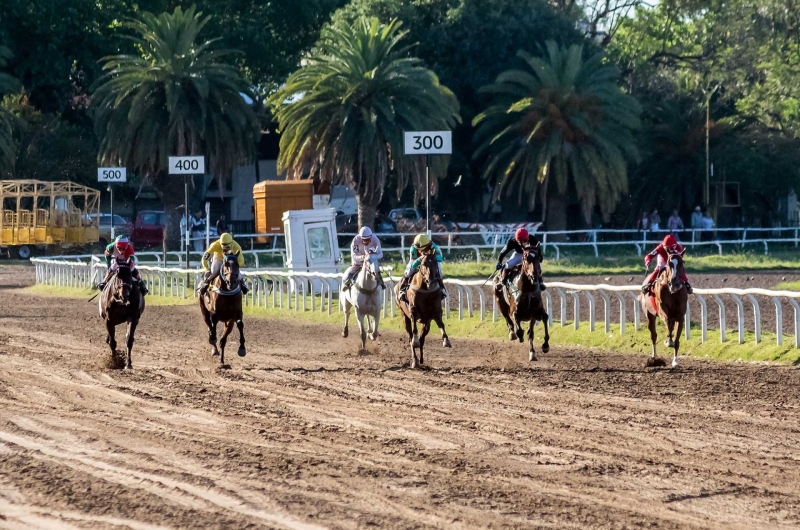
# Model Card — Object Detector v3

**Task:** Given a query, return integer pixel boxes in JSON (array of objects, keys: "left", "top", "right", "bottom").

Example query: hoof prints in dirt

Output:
[
  {"left": 645, "top": 356, "right": 667, "bottom": 368},
  {"left": 105, "top": 350, "right": 128, "bottom": 370}
]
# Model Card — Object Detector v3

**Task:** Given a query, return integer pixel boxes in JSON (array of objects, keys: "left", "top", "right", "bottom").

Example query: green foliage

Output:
[
  {"left": 92, "top": 5, "right": 259, "bottom": 184},
  {"left": 0, "top": 45, "right": 21, "bottom": 174},
  {"left": 270, "top": 17, "right": 460, "bottom": 227},
  {"left": 473, "top": 41, "right": 641, "bottom": 225}
]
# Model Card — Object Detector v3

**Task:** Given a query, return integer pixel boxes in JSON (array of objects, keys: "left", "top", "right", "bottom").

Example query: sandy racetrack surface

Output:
[{"left": 2, "top": 265, "right": 800, "bottom": 529}]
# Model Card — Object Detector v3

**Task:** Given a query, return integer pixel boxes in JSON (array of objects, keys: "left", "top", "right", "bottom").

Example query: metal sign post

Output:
[
  {"left": 169, "top": 156, "right": 205, "bottom": 286},
  {"left": 98, "top": 168, "right": 127, "bottom": 242},
  {"left": 403, "top": 131, "right": 452, "bottom": 236}
]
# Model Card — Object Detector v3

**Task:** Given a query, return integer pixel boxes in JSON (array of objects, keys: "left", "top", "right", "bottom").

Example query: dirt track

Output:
[{"left": 2, "top": 265, "right": 800, "bottom": 529}]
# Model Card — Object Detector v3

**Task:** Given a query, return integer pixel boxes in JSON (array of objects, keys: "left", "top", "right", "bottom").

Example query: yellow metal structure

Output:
[{"left": 0, "top": 180, "right": 100, "bottom": 246}]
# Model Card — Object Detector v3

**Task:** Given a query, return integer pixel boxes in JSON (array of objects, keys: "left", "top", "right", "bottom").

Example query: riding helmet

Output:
[
  {"left": 114, "top": 235, "right": 129, "bottom": 248},
  {"left": 413, "top": 234, "right": 431, "bottom": 248},
  {"left": 515, "top": 228, "right": 529, "bottom": 242},
  {"left": 358, "top": 226, "right": 373, "bottom": 240},
  {"left": 662, "top": 234, "right": 678, "bottom": 248},
  {"left": 219, "top": 233, "right": 233, "bottom": 245}
]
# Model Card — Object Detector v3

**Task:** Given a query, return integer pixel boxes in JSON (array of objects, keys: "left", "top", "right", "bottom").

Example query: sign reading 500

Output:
[
  {"left": 97, "top": 167, "right": 127, "bottom": 182},
  {"left": 404, "top": 131, "right": 452, "bottom": 155},
  {"left": 168, "top": 156, "right": 205, "bottom": 175}
]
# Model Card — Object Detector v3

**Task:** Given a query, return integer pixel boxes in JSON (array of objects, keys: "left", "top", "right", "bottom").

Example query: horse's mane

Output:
[{"left": 116, "top": 265, "right": 133, "bottom": 282}]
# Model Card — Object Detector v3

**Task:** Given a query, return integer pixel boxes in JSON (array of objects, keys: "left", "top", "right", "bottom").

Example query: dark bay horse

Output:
[
  {"left": 640, "top": 250, "right": 688, "bottom": 367},
  {"left": 494, "top": 250, "right": 550, "bottom": 361},
  {"left": 98, "top": 263, "right": 145, "bottom": 370},
  {"left": 394, "top": 253, "right": 451, "bottom": 368},
  {"left": 199, "top": 252, "right": 246, "bottom": 367}
]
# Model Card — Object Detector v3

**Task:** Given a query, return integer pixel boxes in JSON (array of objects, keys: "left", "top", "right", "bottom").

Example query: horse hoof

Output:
[
  {"left": 528, "top": 351, "right": 537, "bottom": 362},
  {"left": 443, "top": 338, "right": 452, "bottom": 348},
  {"left": 219, "top": 364, "right": 231, "bottom": 370},
  {"left": 211, "top": 349, "right": 219, "bottom": 357},
  {"left": 124, "top": 364, "right": 133, "bottom": 371},
  {"left": 671, "top": 359, "right": 679, "bottom": 367},
  {"left": 342, "top": 329, "right": 348, "bottom": 338},
  {"left": 509, "top": 332, "right": 516, "bottom": 341},
  {"left": 541, "top": 344, "right": 550, "bottom": 354},
  {"left": 237, "top": 347, "right": 246, "bottom": 358},
  {"left": 664, "top": 340, "right": 675, "bottom": 348}
]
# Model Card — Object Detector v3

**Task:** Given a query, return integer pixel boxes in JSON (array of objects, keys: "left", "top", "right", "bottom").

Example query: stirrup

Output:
[
  {"left": 97, "top": 281, "right": 106, "bottom": 290},
  {"left": 538, "top": 281, "right": 547, "bottom": 291},
  {"left": 139, "top": 281, "right": 149, "bottom": 295},
  {"left": 240, "top": 281, "right": 249, "bottom": 294},
  {"left": 197, "top": 283, "right": 208, "bottom": 295},
  {"left": 685, "top": 282, "right": 693, "bottom": 294},
  {"left": 641, "top": 284, "right": 651, "bottom": 295}
]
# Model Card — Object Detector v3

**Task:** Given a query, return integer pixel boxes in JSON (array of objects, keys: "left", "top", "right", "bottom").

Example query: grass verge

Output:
[{"left": 26, "top": 284, "right": 800, "bottom": 365}]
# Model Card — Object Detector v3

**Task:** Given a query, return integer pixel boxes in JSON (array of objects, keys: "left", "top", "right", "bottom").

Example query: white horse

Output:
[{"left": 341, "top": 252, "right": 382, "bottom": 350}]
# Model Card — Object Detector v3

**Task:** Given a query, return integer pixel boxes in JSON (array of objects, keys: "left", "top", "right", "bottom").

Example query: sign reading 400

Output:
[
  {"left": 404, "top": 131, "right": 452, "bottom": 155},
  {"left": 168, "top": 156, "right": 205, "bottom": 175}
]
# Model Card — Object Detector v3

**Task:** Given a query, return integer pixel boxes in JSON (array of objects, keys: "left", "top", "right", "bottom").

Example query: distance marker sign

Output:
[
  {"left": 169, "top": 156, "right": 205, "bottom": 175},
  {"left": 98, "top": 167, "right": 126, "bottom": 182},
  {"left": 404, "top": 131, "right": 452, "bottom": 155}
]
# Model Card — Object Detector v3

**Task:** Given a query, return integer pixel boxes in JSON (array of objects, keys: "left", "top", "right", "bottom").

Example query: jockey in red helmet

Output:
[
  {"left": 642, "top": 234, "right": 692, "bottom": 295},
  {"left": 495, "top": 227, "right": 545, "bottom": 290}
]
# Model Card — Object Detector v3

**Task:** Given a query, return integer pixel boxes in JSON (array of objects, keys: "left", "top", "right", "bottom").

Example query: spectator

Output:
[
  {"left": 690, "top": 206, "right": 703, "bottom": 229},
  {"left": 179, "top": 214, "right": 187, "bottom": 252},
  {"left": 216, "top": 214, "right": 229, "bottom": 236},
  {"left": 649, "top": 208, "right": 661, "bottom": 231},
  {"left": 667, "top": 210, "right": 684, "bottom": 237},
  {"left": 637, "top": 211, "right": 650, "bottom": 232},
  {"left": 190, "top": 209, "right": 206, "bottom": 252},
  {"left": 702, "top": 210, "right": 715, "bottom": 241}
]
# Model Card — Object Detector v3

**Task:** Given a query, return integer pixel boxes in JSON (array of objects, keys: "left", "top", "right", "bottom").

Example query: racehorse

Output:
[
  {"left": 99, "top": 262, "right": 145, "bottom": 370},
  {"left": 341, "top": 251, "right": 381, "bottom": 350},
  {"left": 199, "top": 252, "right": 246, "bottom": 367},
  {"left": 494, "top": 250, "right": 550, "bottom": 361},
  {"left": 394, "top": 252, "right": 451, "bottom": 368},
  {"left": 640, "top": 250, "right": 688, "bottom": 367}
]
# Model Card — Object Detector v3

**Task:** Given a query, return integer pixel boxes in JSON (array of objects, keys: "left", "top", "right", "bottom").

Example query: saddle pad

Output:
[{"left": 649, "top": 294, "right": 658, "bottom": 313}]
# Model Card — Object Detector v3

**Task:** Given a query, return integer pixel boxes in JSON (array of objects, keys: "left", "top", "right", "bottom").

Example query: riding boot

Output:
[
  {"left": 97, "top": 270, "right": 112, "bottom": 290},
  {"left": 343, "top": 270, "right": 356, "bottom": 290},
  {"left": 399, "top": 275, "right": 411, "bottom": 302},
  {"left": 685, "top": 281, "right": 693, "bottom": 294},
  {"left": 537, "top": 274, "right": 547, "bottom": 291},
  {"left": 138, "top": 279, "right": 149, "bottom": 296},
  {"left": 240, "top": 278, "right": 249, "bottom": 295},
  {"left": 377, "top": 271, "right": 386, "bottom": 290},
  {"left": 641, "top": 282, "right": 652, "bottom": 295}
]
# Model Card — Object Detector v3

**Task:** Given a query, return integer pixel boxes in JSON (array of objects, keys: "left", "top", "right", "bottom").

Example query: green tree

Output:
[
  {"left": 270, "top": 17, "right": 460, "bottom": 229},
  {"left": 91, "top": 6, "right": 259, "bottom": 248},
  {"left": 331, "top": 0, "right": 582, "bottom": 220},
  {"left": 0, "top": 45, "right": 21, "bottom": 174},
  {"left": 473, "top": 41, "right": 641, "bottom": 230}
]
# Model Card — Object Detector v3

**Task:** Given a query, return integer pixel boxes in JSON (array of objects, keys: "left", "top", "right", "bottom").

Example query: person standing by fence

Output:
[
  {"left": 637, "top": 211, "right": 650, "bottom": 232},
  {"left": 649, "top": 208, "right": 661, "bottom": 231},
  {"left": 216, "top": 214, "right": 229, "bottom": 237},
  {"left": 668, "top": 210, "right": 684, "bottom": 240}
]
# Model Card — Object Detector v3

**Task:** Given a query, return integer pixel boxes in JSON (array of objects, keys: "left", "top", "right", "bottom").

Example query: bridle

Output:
[
  {"left": 664, "top": 251, "right": 685, "bottom": 294},
  {"left": 220, "top": 253, "right": 239, "bottom": 292}
]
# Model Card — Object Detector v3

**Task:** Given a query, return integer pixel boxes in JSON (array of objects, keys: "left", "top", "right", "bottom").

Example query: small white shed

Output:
[{"left": 282, "top": 208, "right": 341, "bottom": 274}]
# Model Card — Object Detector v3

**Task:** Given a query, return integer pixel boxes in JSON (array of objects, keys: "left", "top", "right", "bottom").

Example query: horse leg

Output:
[
  {"left": 433, "top": 314, "right": 451, "bottom": 348},
  {"left": 236, "top": 320, "right": 246, "bottom": 357},
  {"left": 209, "top": 314, "right": 220, "bottom": 357},
  {"left": 496, "top": 292, "right": 516, "bottom": 340},
  {"left": 124, "top": 318, "right": 137, "bottom": 370},
  {"left": 540, "top": 312, "right": 551, "bottom": 354},
  {"left": 105, "top": 319, "right": 117, "bottom": 353},
  {"left": 342, "top": 299, "right": 351, "bottom": 338},
  {"left": 411, "top": 308, "right": 420, "bottom": 348},
  {"left": 403, "top": 314, "right": 418, "bottom": 368},
  {"left": 647, "top": 313, "right": 658, "bottom": 359},
  {"left": 527, "top": 319, "right": 537, "bottom": 361},
  {"left": 355, "top": 309, "right": 367, "bottom": 350},
  {"left": 515, "top": 316, "right": 525, "bottom": 343},
  {"left": 218, "top": 321, "right": 235, "bottom": 367},
  {"left": 419, "top": 321, "right": 431, "bottom": 366},
  {"left": 672, "top": 318, "right": 683, "bottom": 367},
  {"left": 368, "top": 311, "right": 380, "bottom": 341},
  {"left": 664, "top": 317, "right": 675, "bottom": 348}
]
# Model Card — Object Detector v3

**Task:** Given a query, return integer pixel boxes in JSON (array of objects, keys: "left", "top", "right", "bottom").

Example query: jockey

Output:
[
  {"left": 642, "top": 234, "right": 693, "bottom": 294},
  {"left": 97, "top": 235, "right": 149, "bottom": 295},
  {"left": 197, "top": 232, "right": 248, "bottom": 296},
  {"left": 398, "top": 234, "right": 446, "bottom": 302},
  {"left": 343, "top": 227, "right": 385, "bottom": 290},
  {"left": 495, "top": 228, "right": 545, "bottom": 290}
]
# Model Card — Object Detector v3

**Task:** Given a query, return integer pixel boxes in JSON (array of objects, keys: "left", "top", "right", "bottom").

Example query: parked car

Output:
[
  {"left": 131, "top": 211, "right": 165, "bottom": 249},
  {"left": 336, "top": 213, "right": 395, "bottom": 235},
  {"left": 388, "top": 207, "right": 423, "bottom": 222},
  {"left": 85, "top": 213, "right": 133, "bottom": 246}
]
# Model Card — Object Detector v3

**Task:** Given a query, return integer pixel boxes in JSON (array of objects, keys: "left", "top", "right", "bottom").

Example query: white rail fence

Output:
[{"left": 32, "top": 257, "right": 800, "bottom": 349}]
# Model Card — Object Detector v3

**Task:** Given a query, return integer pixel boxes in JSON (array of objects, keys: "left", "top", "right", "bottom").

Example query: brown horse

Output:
[
  {"left": 98, "top": 263, "right": 145, "bottom": 370},
  {"left": 494, "top": 250, "right": 550, "bottom": 361},
  {"left": 199, "top": 252, "right": 246, "bottom": 368},
  {"left": 640, "top": 250, "right": 688, "bottom": 367},
  {"left": 394, "top": 253, "right": 451, "bottom": 368}
]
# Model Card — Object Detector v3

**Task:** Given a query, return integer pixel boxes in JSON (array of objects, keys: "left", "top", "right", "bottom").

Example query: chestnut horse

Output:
[
  {"left": 98, "top": 263, "right": 145, "bottom": 370},
  {"left": 394, "top": 252, "right": 451, "bottom": 368},
  {"left": 199, "top": 252, "right": 246, "bottom": 367},
  {"left": 494, "top": 250, "right": 550, "bottom": 361},
  {"left": 640, "top": 250, "right": 688, "bottom": 367}
]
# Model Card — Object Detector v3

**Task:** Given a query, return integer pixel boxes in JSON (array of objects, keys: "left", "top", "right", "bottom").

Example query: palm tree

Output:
[
  {"left": 270, "top": 17, "right": 460, "bottom": 229},
  {"left": 91, "top": 6, "right": 259, "bottom": 248},
  {"left": 0, "top": 45, "right": 21, "bottom": 175},
  {"left": 473, "top": 41, "right": 641, "bottom": 231}
]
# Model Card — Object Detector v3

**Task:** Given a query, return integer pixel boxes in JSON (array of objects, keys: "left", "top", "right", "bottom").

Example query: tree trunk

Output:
[
  {"left": 545, "top": 190, "right": 568, "bottom": 240},
  {"left": 153, "top": 174, "right": 187, "bottom": 251},
  {"left": 356, "top": 194, "right": 378, "bottom": 233}
]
